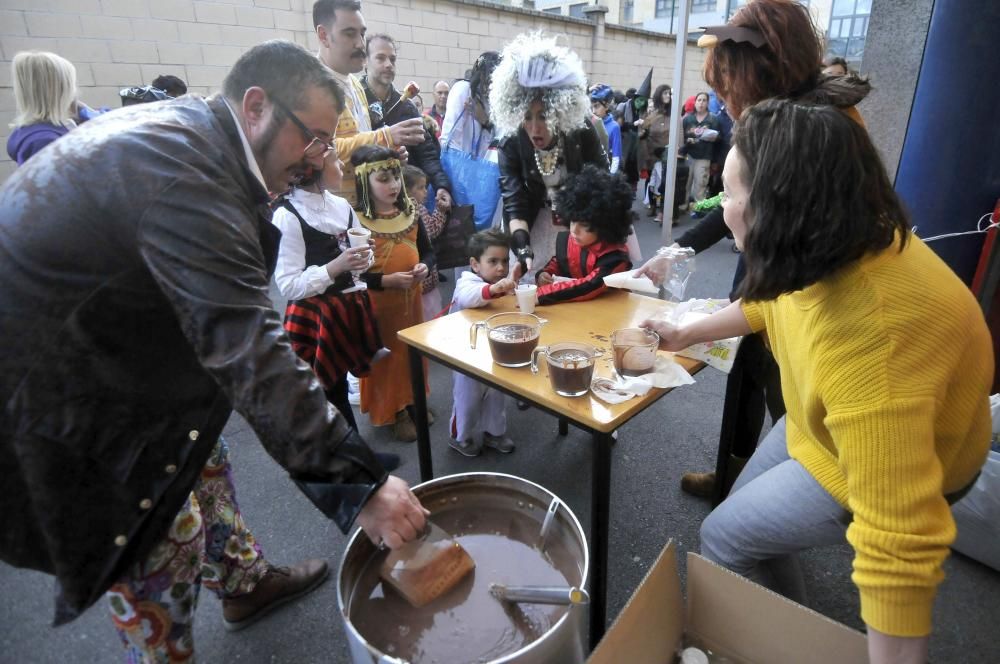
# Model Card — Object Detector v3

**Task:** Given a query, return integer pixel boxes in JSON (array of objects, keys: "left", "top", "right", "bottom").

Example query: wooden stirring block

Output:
[{"left": 380, "top": 537, "right": 476, "bottom": 608}]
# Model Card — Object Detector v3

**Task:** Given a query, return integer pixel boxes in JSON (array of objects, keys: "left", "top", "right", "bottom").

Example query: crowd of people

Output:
[{"left": 0, "top": 1, "right": 993, "bottom": 663}]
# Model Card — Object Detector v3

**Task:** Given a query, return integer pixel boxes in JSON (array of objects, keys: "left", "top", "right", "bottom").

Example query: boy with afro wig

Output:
[{"left": 535, "top": 165, "right": 634, "bottom": 304}]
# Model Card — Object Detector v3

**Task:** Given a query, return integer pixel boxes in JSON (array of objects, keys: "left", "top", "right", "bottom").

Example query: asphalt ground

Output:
[{"left": 3, "top": 197, "right": 999, "bottom": 663}]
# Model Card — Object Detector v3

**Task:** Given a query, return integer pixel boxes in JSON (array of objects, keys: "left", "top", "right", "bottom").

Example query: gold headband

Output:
[
  {"left": 354, "top": 157, "right": 413, "bottom": 220},
  {"left": 355, "top": 158, "right": 402, "bottom": 179}
]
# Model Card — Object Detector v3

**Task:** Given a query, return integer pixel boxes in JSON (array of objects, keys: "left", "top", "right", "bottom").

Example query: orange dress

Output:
[{"left": 358, "top": 209, "right": 426, "bottom": 425}]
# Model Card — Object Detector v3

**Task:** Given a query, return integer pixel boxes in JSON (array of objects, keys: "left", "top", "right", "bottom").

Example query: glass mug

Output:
[
  {"left": 470, "top": 312, "right": 544, "bottom": 368},
  {"left": 530, "top": 342, "right": 602, "bottom": 397},
  {"left": 611, "top": 328, "right": 660, "bottom": 377}
]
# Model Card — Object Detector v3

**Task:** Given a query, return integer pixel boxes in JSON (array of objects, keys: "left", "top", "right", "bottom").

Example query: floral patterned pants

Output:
[{"left": 106, "top": 438, "right": 268, "bottom": 663}]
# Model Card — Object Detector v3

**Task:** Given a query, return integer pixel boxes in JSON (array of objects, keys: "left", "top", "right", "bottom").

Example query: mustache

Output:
[{"left": 351, "top": 49, "right": 366, "bottom": 59}]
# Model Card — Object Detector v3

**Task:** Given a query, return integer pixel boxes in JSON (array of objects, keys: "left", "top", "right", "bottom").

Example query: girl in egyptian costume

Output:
[{"left": 352, "top": 145, "right": 435, "bottom": 442}]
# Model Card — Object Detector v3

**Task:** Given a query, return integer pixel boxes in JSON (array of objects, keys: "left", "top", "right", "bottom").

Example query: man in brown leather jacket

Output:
[{"left": 0, "top": 40, "right": 427, "bottom": 660}]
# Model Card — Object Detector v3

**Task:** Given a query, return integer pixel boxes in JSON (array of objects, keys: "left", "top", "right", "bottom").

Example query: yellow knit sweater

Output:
[{"left": 741, "top": 235, "right": 992, "bottom": 637}]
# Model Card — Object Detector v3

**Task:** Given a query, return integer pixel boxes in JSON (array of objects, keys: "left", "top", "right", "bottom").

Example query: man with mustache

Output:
[
  {"left": 0, "top": 40, "right": 428, "bottom": 661},
  {"left": 314, "top": 0, "right": 426, "bottom": 205},
  {"left": 361, "top": 33, "right": 454, "bottom": 212}
]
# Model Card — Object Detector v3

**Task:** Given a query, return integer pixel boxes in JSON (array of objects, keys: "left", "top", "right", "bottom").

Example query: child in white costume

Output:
[{"left": 449, "top": 230, "right": 522, "bottom": 457}]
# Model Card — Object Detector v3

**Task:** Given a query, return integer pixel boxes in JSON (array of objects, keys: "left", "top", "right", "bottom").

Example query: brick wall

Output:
[{"left": 0, "top": 0, "right": 707, "bottom": 181}]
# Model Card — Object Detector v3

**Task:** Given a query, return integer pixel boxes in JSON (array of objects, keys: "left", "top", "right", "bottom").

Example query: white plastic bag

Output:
[
  {"left": 950, "top": 394, "right": 1000, "bottom": 571},
  {"left": 652, "top": 299, "right": 741, "bottom": 374},
  {"left": 633, "top": 245, "right": 695, "bottom": 301}
]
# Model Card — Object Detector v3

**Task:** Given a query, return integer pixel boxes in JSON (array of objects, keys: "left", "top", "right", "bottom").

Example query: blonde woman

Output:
[{"left": 7, "top": 51, "right": 79, "bottom": 165}]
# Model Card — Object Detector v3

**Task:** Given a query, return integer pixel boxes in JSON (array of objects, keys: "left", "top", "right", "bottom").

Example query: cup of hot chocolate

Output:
[
  {"left": 347, "top": 226, "right": 373, "bottom": 273},
  {"left": 611, "top": 328, "right": 660, "bottom": 377},
  {"left": 531, "top": 342, "right": 601, "bottom": 397},
  {"left": 470, "top": 312, "right": 544, "bottom": 367},
  {"left": 347, "top": 226, "right": 371, "bottom": 248}
]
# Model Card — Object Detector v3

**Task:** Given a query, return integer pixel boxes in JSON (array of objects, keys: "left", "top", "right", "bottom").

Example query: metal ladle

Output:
[{"left": 489, "top": 583, "right": 590, "bottom": 606}]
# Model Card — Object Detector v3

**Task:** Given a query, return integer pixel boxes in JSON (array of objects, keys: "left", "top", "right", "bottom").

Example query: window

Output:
[
  {"left": 569, "top": 2, "right": 587, "bottom": 18},
  {"left": 827, "top": 0, "right": 872, "bottom": 63},
  {"left": 691, "top": 0, "right": 717, "bottom": 12},
  {"left": 623, "top": 0, "right": 634, "bottom": 23},
  {"left": 655, "top": 0, "right": 677, "bottom": 19}
]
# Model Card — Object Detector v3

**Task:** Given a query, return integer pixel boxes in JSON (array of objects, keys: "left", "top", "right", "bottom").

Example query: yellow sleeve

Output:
[
  {"left": 828, "top": 397, "right": 954, "bottom": 637},
  {"left": 739, "top": 300, "right": 767, "bottom": 333},
  {"left": 335, "top": 127, "right": 393, "bottom": 158}
]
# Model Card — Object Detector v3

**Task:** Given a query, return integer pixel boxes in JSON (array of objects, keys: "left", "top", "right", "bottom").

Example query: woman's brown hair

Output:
[
  {"left": 733, "top": 99, "right": 910, "bottom": 301},
  {"left": 703, "top": 0, "right": 823, "bottom": 119}
]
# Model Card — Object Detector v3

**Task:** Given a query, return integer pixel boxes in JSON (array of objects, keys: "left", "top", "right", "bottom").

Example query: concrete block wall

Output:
[{"left": 0, "top": 0, "right": 707, "bottom": 181}]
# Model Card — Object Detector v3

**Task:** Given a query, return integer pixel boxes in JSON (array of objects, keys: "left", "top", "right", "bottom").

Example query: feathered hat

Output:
[{"left": 488, "top": 32, "right": 590, "bottom": 139}]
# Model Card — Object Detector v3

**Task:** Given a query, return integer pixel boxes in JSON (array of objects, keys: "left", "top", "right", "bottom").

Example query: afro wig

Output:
[
  {"left": 554, "top": 165, "right": 635, "bottom": 245},
  {"left": 488, "top": 31, "right": 590, "bottom": 139}
]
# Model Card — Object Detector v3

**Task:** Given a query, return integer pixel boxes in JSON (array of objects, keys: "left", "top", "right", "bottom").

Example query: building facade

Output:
[{"left": 531, "top": 0, "right": 871, "bottom": 65}]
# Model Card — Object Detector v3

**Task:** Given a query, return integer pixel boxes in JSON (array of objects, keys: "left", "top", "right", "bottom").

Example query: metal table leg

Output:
[
  {"left": 558, "top": 418, "right": 569, "bottom": 436},
  {"left": 589, "top": 429, "right": 613, "bottom": 650},
  {"left": 408, "top": 346, "right": 433, "bottom": 482}
]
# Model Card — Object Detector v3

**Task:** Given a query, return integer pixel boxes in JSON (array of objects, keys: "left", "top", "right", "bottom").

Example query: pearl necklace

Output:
[{"left": 533, "top": 140, "right": 562, "bottom": 177}]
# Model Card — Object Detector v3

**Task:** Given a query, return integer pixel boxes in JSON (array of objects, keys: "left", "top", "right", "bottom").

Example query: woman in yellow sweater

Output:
[{"left": 643, "top": 99, "right": 992, "bottom": 664}]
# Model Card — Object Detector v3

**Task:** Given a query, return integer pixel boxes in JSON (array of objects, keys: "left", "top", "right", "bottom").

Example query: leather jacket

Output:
[
  {"left": 0, "top": 96, "right": 387, "bottom": 625},
  {"left": 361, "top": 76, "right": 453, "bottom": 194},
  {"left": 497, "top": 119, "right": 609, "bottom": 225}
]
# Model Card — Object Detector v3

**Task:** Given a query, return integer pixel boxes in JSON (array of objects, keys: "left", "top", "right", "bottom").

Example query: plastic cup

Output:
[
  {"left": 516, "top": 284, "right": 537, "bottom": 314},
  {"left": 347, "top": 226, "right": 371, "bottom": 249}
]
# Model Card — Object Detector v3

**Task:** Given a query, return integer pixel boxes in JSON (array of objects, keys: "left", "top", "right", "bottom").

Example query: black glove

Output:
[{"left": 512, "top": 228, "right": 533, "bottom": 272}]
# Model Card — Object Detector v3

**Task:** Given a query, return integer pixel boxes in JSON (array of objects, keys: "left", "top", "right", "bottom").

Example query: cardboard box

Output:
[{"left": 589, "top": 541, "right": 868, "bottom": 664}]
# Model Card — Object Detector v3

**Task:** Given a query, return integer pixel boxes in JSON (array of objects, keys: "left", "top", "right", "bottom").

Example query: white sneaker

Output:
[
  {"left": 483, "top": 432, "right": 515, "bottom": 454},
  {"left": 449, "top": 437, "right": 482, "bottom": 457},
  {"left": 347, "top": 372, "right": 360, "bottom": 405}
]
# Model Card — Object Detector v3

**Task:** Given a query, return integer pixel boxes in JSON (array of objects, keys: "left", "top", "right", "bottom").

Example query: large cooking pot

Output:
[{"left": 338, "top": 473, "right": 589, "bottom": 664}]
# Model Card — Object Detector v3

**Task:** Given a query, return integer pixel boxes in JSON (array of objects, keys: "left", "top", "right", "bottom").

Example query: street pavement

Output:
[{"left": 3, "top": 201, "right": 999, "bottom": 663}]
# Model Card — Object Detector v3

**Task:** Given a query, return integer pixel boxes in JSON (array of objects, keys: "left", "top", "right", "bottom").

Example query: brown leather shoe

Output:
[
  {"left": 680, "top": 471, "right": 717, "bottom": 499},
  {"left": 222, "top": 559, "right": 329, "bottom": 631},
  {"left": 393, "top": 409, "right": 417, "bottom": 442}
]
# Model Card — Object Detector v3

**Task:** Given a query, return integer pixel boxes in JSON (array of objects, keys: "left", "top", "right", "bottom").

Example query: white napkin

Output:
[
  {"left": 602, "top": 271, "right": 659, "bottom": 295},
  {"left": 674, "top": 311, "right": 741, "bottom": 374},
  {"left": 591, "top": 356, "right": 695, "bottom": 404}
]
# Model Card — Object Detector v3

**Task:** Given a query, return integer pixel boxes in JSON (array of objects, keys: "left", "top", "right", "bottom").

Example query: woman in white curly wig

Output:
[{"left": 490, "top": 32, "right": 612, "bottom": 275}]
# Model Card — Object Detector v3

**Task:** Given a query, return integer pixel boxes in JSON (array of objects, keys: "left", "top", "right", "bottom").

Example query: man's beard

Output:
[{"left": 253, "top": 119, "right": 308, "bottom": 192}]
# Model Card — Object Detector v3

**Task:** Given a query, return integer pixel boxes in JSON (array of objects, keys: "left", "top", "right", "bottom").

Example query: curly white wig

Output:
[{"left": 488, "top": 32, "right": 590, "bottom": 139}]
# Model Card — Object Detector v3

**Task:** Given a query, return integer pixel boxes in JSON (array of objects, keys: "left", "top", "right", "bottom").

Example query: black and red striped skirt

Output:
[{"left": 283, "top": 290, "right": 384, "bottom": 388}]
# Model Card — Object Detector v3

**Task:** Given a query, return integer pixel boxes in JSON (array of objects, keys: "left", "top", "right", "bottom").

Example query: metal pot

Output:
[{"left": 338, "top": 473, "right": 589, "bottom": 664}]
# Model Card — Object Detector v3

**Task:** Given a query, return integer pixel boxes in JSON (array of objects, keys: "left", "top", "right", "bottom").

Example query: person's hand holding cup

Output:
[{"left": 347, "top": 227, "right": 373, "bottom": 277}]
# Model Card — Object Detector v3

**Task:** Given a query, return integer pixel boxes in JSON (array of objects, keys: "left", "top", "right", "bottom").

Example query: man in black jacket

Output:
[
  {"left": 0, "top": 40, "right": 427, "bottom": 659},
  {"left": 361, "top": 33, "right": 454, "bottom": 212}
]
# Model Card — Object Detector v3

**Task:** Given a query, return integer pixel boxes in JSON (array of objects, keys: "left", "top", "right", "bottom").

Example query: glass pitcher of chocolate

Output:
[
  {"left": 611, "top": 328, "right": 660, "bottom": 377},
  {"left": 531, "top": 342, "right": 602, "bottom": 397},
  {"left": 470, "top": 312, "right": 544, "bottom": 367}
]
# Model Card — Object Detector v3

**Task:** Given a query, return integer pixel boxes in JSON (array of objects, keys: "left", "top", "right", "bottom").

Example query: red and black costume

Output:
[
  {"left": 279, "top": 200, "right": 384, "bottom": 429},
  {"left": 536, "top": 230, "right": 631, "bottom": 304}
]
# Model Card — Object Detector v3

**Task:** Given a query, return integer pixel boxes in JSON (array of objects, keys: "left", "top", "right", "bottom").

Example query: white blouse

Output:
[
  {"left": 271, "top": 189, "right": 361, "bottom": 301},
  {"left": 440, "top": 80, "right": 494, "bottom": 160}
]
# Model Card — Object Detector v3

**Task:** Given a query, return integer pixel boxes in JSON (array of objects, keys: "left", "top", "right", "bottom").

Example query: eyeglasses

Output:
[{"left": 272, "top": 98, "right": 336, "bottom": 160}]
